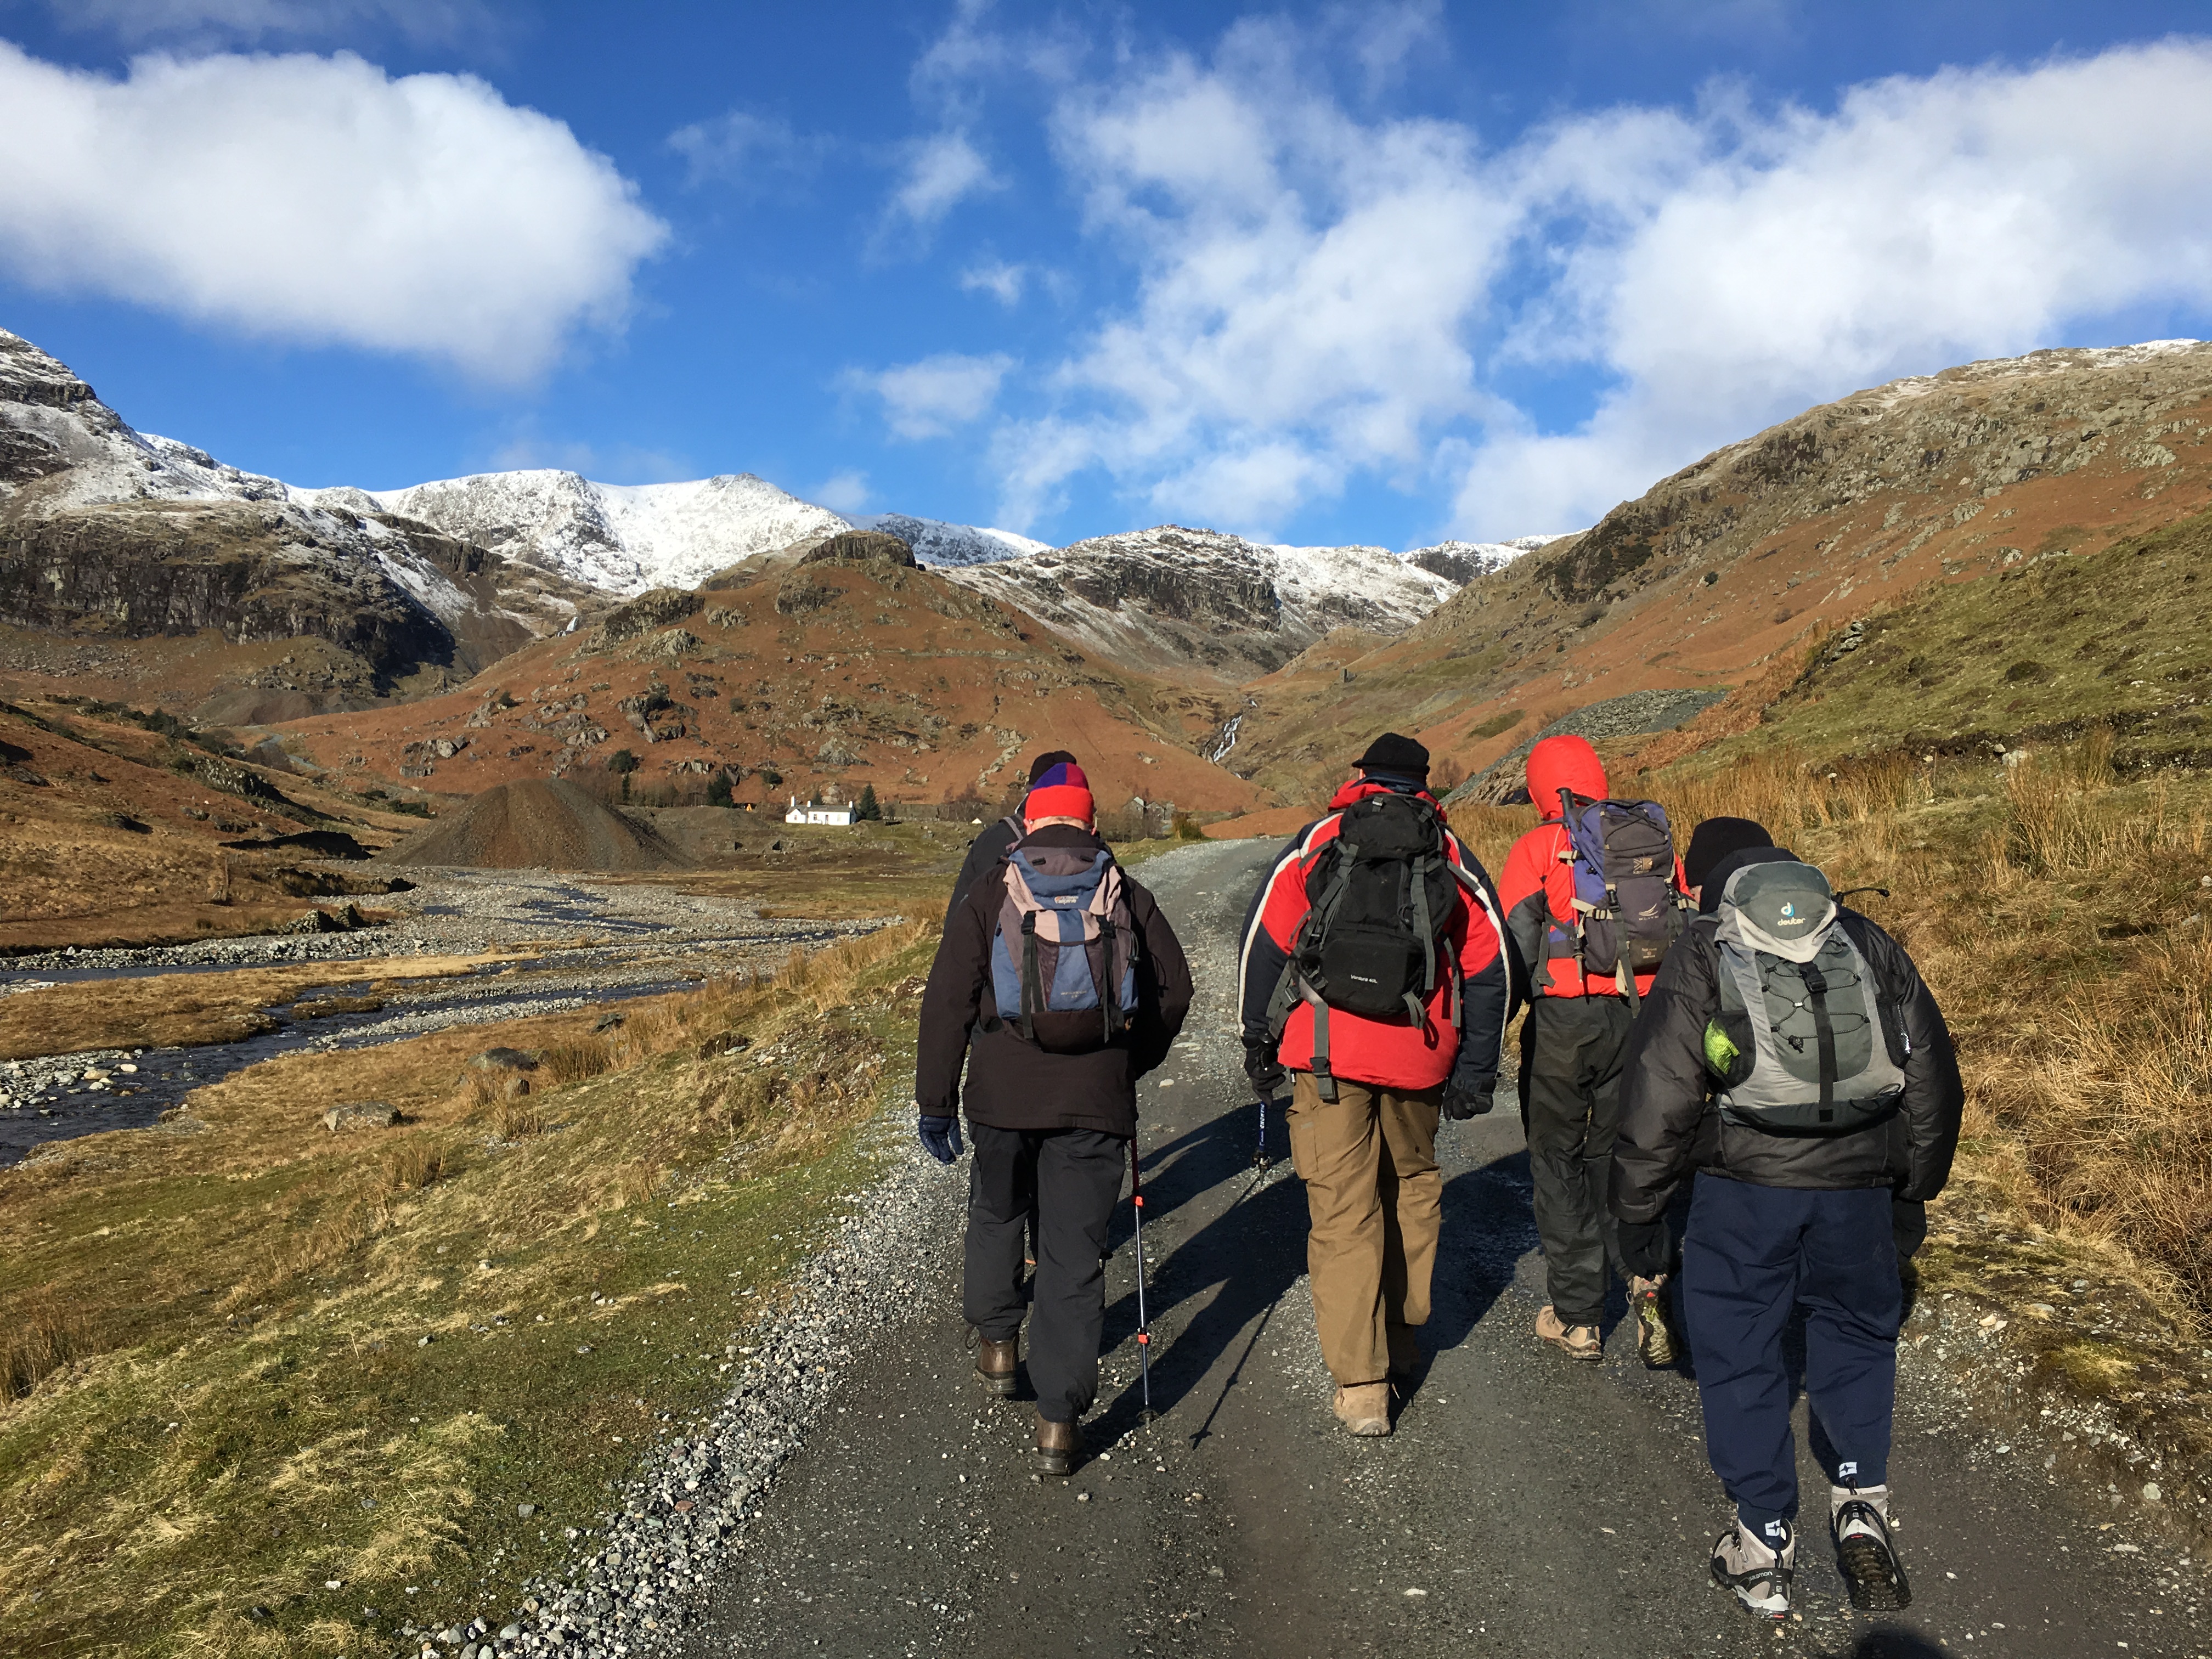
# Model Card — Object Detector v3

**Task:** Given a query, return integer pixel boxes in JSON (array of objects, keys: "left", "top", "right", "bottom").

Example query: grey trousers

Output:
[
  {"left": 1520, "top": 995, "right": 1636, "bottom": 1327},
  {"left": 963, "top": 1123, "right": 1128, "bottom": 1423}
]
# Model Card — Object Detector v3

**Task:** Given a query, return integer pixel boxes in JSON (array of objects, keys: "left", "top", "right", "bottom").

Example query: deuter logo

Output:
[{"left": 1350, "top": 972, "right": 1379, "bottom": 985}]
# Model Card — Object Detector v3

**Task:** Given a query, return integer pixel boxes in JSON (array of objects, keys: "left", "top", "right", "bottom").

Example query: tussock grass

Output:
[
  {"left": 0, "top": 918, "right": 935, "bottom": 1658},
  {"left": 1649, "top": 735, "right": 2212, "bottom": 1322}
]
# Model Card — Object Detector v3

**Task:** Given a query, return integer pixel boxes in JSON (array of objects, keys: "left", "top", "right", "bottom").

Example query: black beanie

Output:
[
  {"left": 1683, "top": 816, "right": 1774, "bottom": 889},
  {"left": 1026, "top": 749, "right": 1079, "bottom": 785},
  {"left": 1353, "top": 732, "right": 1429, "bottom": 778}
]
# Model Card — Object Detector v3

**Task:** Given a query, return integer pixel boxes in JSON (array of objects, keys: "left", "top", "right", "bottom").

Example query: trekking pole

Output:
[
  {"left": 1129, "top": 1135, "right": 1153, "bottom": 1421},
  {"left": 1252, "top": 1093, "right": 1272, "bottom": 1169}
]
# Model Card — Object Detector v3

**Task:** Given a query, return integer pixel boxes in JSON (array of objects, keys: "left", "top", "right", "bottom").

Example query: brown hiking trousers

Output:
[{"left": 1285, "top": 1071, "right": 1443, "bottom": 1386}]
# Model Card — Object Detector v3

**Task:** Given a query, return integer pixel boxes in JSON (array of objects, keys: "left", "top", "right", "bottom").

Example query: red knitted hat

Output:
[{"left": 1023, "top": 760, "right": 1094, "bottom": 826}]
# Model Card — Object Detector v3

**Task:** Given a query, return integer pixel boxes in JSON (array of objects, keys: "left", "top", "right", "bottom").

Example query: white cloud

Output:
[
  {"left": 0, "top": 42, "right": 667, "bottom": 383},
  {"left": 889, "top": 129, "right": 1000, "bottom": 230},
  {"left": 808, "top": 469, "right": 871, "bottom": 512},
  {"left": 960, "top": 259, "right": 1028, "bottom": 305},
  {"left": 667, "top": 109, "right": 826, "bottom": 190},
  {"left": 966, "top": 31, "right": 2212, "bottom": 538},
  {"left": 850, "top": 352, "right": 1014, "bottom": 439},
  {"left": 45, "top": 0, "right": 495, "bottom": 47}
]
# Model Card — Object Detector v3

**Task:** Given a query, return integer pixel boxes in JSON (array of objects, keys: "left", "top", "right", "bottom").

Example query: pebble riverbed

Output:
[{"left": 1, "top": 868, "right": 898, "bottom": 1164}]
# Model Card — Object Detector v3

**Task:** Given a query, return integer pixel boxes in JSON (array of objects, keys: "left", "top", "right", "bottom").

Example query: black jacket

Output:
[
  {"left": 916, "top": 825, "right": 1193, "bottom": 1137},
  {"left": 1610, "top": 863, "right": 1963, "bottom": 1221},
  {"left": 944, "top": 816, "right": 1020, "bottom": 931}
]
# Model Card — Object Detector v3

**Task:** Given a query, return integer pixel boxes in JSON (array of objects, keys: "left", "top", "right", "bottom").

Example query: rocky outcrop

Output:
[
  {"left": 799, "top": 530, "right": 917, "bottom": 568},
  {"left": 1526, "top": 340, "right": 2212, "bottom": 607},
  {"left": 0, "top": 327, "right": 599, "bottom": 714}
]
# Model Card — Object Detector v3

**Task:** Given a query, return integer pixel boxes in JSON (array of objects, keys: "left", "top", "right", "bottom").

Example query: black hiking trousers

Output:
[
  {"left": 1521, "top": 994, "right": 1636, "bottom": 1328},
  {"left": 964, "top": 1123, "right": 1128, "bottom": 1424}
]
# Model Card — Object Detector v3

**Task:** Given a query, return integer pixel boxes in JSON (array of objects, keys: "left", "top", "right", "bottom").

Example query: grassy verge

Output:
[{"left": 0, "top": 919, "right": 936, "bottom": 1658}]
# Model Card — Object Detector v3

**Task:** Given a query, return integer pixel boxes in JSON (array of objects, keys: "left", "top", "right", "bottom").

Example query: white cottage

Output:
[{"left": 786, "top": 795, "right": 856, "bottom": 827}]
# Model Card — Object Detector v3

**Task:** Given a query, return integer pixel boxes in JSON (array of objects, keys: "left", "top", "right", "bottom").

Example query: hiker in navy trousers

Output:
[{"left": 1610, "top": 819, "right": 1963, "bottom": 1622}]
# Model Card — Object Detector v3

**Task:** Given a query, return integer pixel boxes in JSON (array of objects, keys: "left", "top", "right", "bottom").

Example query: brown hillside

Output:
[
  {"left": 1227, "top": 341, "right": 2212, "bottom": 803},
  {"left": 0, "top": 696, "right": 424, "bottom": 950},
  {"left": 271, "top": 547, "right": 1265, "bottom": 821}
]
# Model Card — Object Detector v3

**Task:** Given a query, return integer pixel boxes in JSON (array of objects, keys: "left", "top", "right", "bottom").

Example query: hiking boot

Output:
[
  {"left": 1032, "top": 1413, "right": 1082, "bottom": 1477},
  {"left": 1536, "top": 1305, "right": 1602, "bottom": 1362},
  {"left": 1831, "top": 1485, "right": 1912, "bottom": 1611},
  {"left": 974, "top": 1334, "right": 1019, "bottom": 1398},
  {"left": 1631, "top": 1277, "right": 1677, "bottom": 1368},
  {"left": 1711, "top": 1517, "right": 1795, "bottom": 1621},
  {"left": 1333, "top": 1382, "right": 1392, "bottom": 1436}
]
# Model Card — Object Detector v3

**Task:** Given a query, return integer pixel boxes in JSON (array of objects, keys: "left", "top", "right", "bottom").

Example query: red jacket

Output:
[
  {"left": 1498, "top": 735, "right": 1688, "bottom": 999},
  {"left": 1237, "top": 778, "right": 1514, "bottom": 1091}
]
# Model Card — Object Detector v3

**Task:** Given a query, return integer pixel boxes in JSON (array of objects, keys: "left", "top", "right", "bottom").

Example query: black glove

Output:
[
  {"left": 917, "top": 1114, "right": 964, "bottom": 1164},
  {"left": 1243, "top": 1039, "right": 1287, "bottom": 1099},
  {"left": 1618, "top": 1217, "right": 1671, "bottom": 1280},
  {"left": 1441, "top": 1072, "right": 1496, "bottom": 1120}
]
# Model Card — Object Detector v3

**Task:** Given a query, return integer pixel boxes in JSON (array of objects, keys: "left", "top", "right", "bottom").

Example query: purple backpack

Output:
[{"left": 1555, "top": 788, "right": 1689, "bottom": 1004}]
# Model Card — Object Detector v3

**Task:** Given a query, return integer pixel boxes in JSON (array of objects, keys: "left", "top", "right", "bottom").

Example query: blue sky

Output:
[{"left": 3, "top": 1, "right": 2211, "bottom": 551}]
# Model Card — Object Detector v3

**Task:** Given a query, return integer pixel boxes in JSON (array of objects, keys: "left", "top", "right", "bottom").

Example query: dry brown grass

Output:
[
  {"left": 382, "top": 1138, "right": 447, "bottom": 1191},
  {"left": 1650, "top": 735, "right": 2212, "bottom": 1322},
  {"left": 2, "top": 1293, "right": 89, "bottom": 1399}
]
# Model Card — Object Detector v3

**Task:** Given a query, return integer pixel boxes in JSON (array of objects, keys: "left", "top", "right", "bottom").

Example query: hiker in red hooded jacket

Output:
[
  {"left": 1498, "top": 733, "right": 1689, "bottom": 1365},
  {"left": 1237, "top": 733, "right": 1514, "bottom": 1436}
]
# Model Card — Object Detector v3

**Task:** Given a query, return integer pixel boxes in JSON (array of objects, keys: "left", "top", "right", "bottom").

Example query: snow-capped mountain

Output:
[
  {"left": 850, "top": 511, "right": 1049, "bottom": 567},
  {"left": 1400, "top": 534, "right": 1570, "bottom": 584},
  {"left": 940, "top": 525, "right": 1466, "bottom": 682},
  {"left": 0, "top": 328, "right": 585, "bottom": 692},
  {"left": 309, "top": 471, "right": 844, "bottom": 596},
  {"left": 310, "top": 470, "right": 1051, "bottom": 595}
]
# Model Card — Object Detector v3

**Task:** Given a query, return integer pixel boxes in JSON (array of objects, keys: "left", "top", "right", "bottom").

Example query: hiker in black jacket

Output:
[
  {"left": 916, "top": 760, "right": 1193, "bottom": 1475},
  {"left": 941, "top": 749, "right": 1078, "bottom": 929},
  {"left": 1611, "top": 818, "right": 1963, "bottom": 1623}
]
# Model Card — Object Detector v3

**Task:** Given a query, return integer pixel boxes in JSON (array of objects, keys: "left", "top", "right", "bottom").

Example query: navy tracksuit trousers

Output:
[{"left": 1680, "top": 1176, "right": 1902, "bottom": 1532}]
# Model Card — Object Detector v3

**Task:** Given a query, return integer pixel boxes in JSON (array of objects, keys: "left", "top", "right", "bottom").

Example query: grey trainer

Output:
[{"left": 1711, "top": 1517, "right": 1795, "bottom": 1621}]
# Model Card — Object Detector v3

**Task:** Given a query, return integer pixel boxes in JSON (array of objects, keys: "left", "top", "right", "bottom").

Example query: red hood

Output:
[
  {"left": 1328, "top": 776, "right": 1447, "bottom": 823},
  {"left": 1525, "top": 734, "right": 1607, "bottom": 821}
]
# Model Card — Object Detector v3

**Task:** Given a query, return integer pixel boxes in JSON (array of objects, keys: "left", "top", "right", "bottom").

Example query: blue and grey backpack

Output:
[{"left": 988, "top": 845, "right": 1140, "bottom": 1054}]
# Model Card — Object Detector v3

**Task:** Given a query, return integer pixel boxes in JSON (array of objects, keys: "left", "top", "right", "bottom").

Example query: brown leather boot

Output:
[
  {"left": 975, "top": 1334, "right": 1019, "bottom": 1397},
  {"left": 1536, "top": 1304, "right": 1603, "bottom": 1362},
  {"left": 1032, "top": 1412, "right": 1082, "bottom": 1476},
  {"left": 1333, "top": 1382, "right": 1392, "bottom": 1436}
]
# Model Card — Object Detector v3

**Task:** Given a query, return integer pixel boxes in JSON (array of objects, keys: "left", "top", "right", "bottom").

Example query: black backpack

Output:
[{"left": 1271, "top": 791, "right": 1461, "bottom": 1101}]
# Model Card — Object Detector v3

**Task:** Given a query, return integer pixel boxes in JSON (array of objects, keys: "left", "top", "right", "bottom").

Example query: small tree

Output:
[
  {"left": 856, "top": 783, "right": 881, "bottom": 821},
  {"left": 606, "top": 748, "right": 640, "bottom": 775},
  {"left": 706, "top": 771, "right": 734, "bottom": 809}
]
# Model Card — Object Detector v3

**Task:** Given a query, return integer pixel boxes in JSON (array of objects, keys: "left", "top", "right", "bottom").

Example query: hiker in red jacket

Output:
[
  {"left": 1498, "top": 733, "right": 1690, "bottom": 1365},
  {"left": 1236, "top": 733, "right": 1514, "bottom": 1435}
]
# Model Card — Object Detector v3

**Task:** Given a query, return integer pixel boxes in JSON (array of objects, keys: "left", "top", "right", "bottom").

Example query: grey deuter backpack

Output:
[{"left": 1701, "top": 860, "right": 1906, "bottom": 1131}]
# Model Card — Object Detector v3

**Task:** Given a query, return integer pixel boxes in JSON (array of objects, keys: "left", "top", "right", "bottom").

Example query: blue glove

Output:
[{"left": 918, "top": 1114, "right": 964, "bottom": 1164}]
